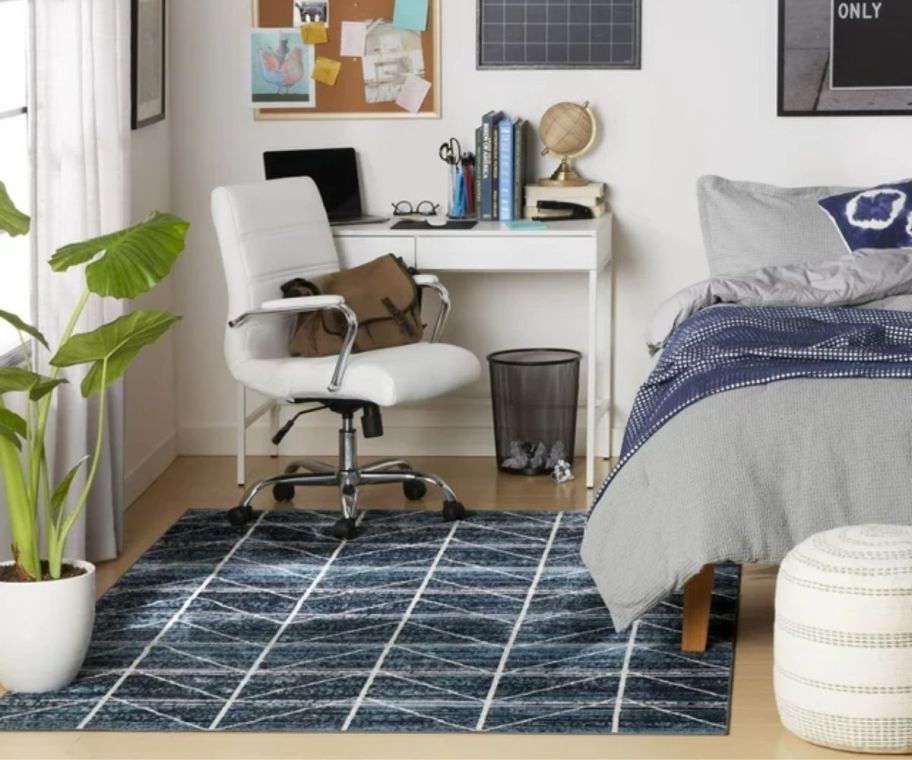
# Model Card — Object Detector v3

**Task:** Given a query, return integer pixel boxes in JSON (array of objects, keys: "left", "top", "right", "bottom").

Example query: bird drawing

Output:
[{"left": 259, "top": 43, "right": 305, "bottom": 95}]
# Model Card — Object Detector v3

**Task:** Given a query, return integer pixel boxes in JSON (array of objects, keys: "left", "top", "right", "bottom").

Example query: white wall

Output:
[
  {"left": 168, "top": 0, "right": 911, "bottom": 458},
  {"left": 124, "top": 37, "right": 177, "bottom": 502}
]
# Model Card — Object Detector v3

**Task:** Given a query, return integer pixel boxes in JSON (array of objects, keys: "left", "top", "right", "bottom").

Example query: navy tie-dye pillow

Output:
[{"left": 819, "top": 181, "right": 912, "bottom": 252}]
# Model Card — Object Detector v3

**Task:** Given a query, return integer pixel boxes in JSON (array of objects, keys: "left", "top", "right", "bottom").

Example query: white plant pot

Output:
[{"left": 0, "top": 559, "right": 95, "bottom": 693}]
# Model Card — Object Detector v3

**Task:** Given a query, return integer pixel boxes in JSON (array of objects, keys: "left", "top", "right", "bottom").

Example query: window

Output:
[{"left": 0, "top": 0, "right": 31, "bottom": 363}]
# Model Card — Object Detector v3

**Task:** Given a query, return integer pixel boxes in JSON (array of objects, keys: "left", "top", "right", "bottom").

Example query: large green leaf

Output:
[
  {"left": 0, "top": 309, "right": 48, "bottom": 349},
  {"left": 0, "top": 181, "right": 30, "bottom": 237},
  {"left": 0, "top": 367, "right": 67, "bottom": 400},
  {"left": 48, "top": 212, "right": 189, "bottom": 300},
  {"left": 0, "top": 409, "right": 27, "bottom": 450},
  {"left": 50, "top": 310, "right": 180, "bottom": 397}
]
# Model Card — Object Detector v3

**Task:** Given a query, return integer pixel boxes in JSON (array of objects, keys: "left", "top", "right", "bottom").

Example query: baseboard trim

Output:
[
  {"left": 177, "top": 398, "right": 623, "bottom": 460},
  {"left": 178, "top": 423, "right": 625, "bottom": 460},
  {"left": 125, "top": 432, "right": 178, "bottom": 507}
]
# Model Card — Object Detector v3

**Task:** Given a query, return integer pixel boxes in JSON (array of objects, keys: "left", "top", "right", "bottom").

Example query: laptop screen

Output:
[{"left": 263, "top": 148, "right": 363, "bottom": 220}]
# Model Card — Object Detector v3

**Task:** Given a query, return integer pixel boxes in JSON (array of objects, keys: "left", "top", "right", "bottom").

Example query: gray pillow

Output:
[{"left": 697, "top": 175, "right": 853, "bottom": 276}]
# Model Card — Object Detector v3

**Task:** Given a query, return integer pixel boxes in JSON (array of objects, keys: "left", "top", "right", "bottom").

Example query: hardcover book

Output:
[
  {"left": 481, "top": 111, "right": 504, "bottom": 221},
  {"left": 498, "top": 118, "right": 516, "bottom": 221}
]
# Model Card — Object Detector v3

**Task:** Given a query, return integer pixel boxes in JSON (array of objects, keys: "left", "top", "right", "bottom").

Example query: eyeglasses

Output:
[{"left": 391, "top": 200, "right": 440, "bottom": 217}]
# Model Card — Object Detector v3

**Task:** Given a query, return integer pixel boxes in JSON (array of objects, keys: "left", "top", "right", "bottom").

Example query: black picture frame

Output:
[
  {"left": 131, "top": 0, "right": 166, "bottom": 130},
  {"left": 476, "top": 0, "right": 641, "bottom": 71},
  {"left": 778, "top": 0, "right": 912, "bottom": 117}
]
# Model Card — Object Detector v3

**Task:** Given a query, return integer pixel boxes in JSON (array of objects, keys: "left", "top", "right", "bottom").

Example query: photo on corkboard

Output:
[
  {"left": 250, "top": 27, "right": 316, "bottom": 108},
  {"left": 292, "top": 0, "right": 329, "bottom": 25}
]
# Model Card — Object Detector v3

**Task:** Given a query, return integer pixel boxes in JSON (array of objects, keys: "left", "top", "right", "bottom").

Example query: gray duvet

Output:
[{"left": 582, "top": 252, "right": 912, "bottom": 631}]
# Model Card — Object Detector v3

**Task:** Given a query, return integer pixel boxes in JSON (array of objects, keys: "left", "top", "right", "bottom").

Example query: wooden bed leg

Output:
[{"left": 682, "top": 564, "right": 714, "bottom": 653}]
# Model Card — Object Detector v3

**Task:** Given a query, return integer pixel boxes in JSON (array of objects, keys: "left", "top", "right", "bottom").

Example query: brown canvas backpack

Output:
[{"left": 281, "top": 254, "right": 425, "bottom": 358}]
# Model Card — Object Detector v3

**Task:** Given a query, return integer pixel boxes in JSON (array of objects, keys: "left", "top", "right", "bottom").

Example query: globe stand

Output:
[{"left": 539, "top": 157, "right": 588, "bottom": 188}]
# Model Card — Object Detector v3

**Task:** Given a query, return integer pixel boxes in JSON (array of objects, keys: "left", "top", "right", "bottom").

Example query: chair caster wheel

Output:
[
  {"left": 273, "top": 482, "right": 295, "bottom": 503},
  {"left": 332, "top": 517, "right": 358, "bottom": 540},
  {"left": 403, "top": 480, "right": 427, "bottom": 501},
  {"left": 442, "top": 501, "right": 466, "bottom": 522},
  {"left": 227, "top": 505, "right": 254, "bottom": 526}
]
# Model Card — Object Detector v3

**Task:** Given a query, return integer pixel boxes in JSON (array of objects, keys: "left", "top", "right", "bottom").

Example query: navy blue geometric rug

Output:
[{"left": 0, "top": 510, "right": 738, "bottom": 734}]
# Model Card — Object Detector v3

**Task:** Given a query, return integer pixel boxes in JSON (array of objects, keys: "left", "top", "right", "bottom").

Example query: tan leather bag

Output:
[{"left": 281, "top": 254, "right": 424, "bottom": 358}]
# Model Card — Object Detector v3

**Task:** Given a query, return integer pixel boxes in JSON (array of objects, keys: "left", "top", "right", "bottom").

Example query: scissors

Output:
[{"left": 438, "top": 137, "right": 462, "bottom": 166}]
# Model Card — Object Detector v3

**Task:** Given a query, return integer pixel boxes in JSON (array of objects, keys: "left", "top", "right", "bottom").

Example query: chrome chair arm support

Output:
[
  {"left": 414, "top": 275, "right": 451, "bottom": 343},
  {"left": 228, "top": 299, "right": 359, "bottom": 393}
]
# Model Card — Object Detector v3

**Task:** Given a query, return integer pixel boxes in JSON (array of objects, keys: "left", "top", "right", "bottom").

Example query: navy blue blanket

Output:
[{"left": 593, "top": 304, "right": 912, "bottom": 504}]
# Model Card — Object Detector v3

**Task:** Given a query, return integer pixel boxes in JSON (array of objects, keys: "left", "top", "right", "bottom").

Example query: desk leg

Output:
[{"left": 586, "top": 270, "right": 598, "bottom": 489}]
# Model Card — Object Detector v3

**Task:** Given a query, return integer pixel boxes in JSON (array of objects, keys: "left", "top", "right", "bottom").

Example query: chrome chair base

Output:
[{"left": 227, "top": 410, "right": 467, "bottom": 539}]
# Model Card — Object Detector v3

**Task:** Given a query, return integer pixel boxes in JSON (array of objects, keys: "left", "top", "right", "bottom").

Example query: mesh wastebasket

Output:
[{"left": 488, "top": 348, "right": 582, "bottom": 475}]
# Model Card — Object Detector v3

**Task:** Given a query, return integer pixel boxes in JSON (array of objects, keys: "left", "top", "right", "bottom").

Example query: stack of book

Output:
[
  {"left": 474, "top": 111, "right": 528, "bottom": 222},
  {"left": 523, "top": 182, "right": 608, "bottom": 220}
]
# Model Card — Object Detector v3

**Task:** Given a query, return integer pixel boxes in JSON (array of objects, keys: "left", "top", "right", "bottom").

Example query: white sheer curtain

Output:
[{"left": 32, "top": 0, "right": 131, "bottom": 562}]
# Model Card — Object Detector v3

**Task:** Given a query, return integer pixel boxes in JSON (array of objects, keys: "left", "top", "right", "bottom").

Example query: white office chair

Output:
[{"left": 212, "top": 177, "right": 481, "bottom": 539}]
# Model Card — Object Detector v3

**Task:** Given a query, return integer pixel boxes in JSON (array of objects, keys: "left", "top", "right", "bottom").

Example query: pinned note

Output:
[
  {"left": 393, "top": 0, "right": 429, "bottom": 31},
  {"left": 300, "top": 22, "right": 328, "bottom": 45},
  {"left": 395, "top": 74, "right": 431, "bottom": 113},
  {"left": 339, "top": 21, "right": 367, "bottom": 57},
  {"left": 312, "top": 56, "right": 342, "bottom": 86}
]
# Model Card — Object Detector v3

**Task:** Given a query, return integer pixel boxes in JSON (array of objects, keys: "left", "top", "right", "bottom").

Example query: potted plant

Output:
[{"left": 0, "top": 181, "right": 188, "bottom": 693}]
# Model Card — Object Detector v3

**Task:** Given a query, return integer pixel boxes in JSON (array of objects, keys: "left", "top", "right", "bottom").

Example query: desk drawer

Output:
[
  {"left": 335, "top": 236, "right": 416, "bottom": 269},
  {"left": 416, "top": 235, "right": 596, "bottom": 271}
]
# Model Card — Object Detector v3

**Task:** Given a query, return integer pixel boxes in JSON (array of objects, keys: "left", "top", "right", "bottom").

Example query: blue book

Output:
[
  {"left": 498, "top": 118, "right": 518, "bottom": 221},
  {"left": 480, "top": 111, "right": 504, "bottom": 221}
]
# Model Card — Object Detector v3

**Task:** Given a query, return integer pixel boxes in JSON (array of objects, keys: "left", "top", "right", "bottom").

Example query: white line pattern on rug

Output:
[
  {"left": 209, "top": 513, "right": 365, "bottom": 730},
  {"left": 475, "top": 512, "right": 563, "bottom": 731},
  {"left": 0, "top": 511, "right": 736, "bottom": 735},
  {"left": 341, "top": 520, "right": 460, "bottom": 731},
  {"left": 612, "top": 619, "right": 640, "bottom": 733},
  {"left": 76, "top": 512, "right": 268, "bottom": 730}
]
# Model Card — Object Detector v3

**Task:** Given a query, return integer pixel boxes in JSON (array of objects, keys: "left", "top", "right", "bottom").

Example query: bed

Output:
[{"left": 582, "top": 176, "right": 912, "bottom": 652}]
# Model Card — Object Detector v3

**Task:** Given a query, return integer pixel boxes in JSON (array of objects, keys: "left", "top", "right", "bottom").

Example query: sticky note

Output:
[
  {"left": 507, "top": 220, "right": 549, "bottom": 230},
  {"left": 339, "top": 21, "right": 367, "bottom": 57},
  {"left": 393, "top": 0, "right": 429, "bottom": 31},
  {"left": 300, "top": 22, "right": 328, "bottom": 45},
  {"left": 312, "top": 56, "right": 342, "bottom": 86},
  {"left": 395, "top": 74, "right": 431, "bottom": 113}
]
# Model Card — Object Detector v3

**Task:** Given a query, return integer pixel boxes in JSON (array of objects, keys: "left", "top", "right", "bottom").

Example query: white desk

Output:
[{"left": 332, "top": 216, "right": 613, "bottom": 488}]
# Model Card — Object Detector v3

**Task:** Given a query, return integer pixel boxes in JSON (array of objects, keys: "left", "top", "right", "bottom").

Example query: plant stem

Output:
[
  {"left": 49, "top": 360, "right": 107, "bottom": 575},
  {"left": 0, "top": 397, "right": 40, "bottom": 580},
  {"left": 26, "top": 287, "right": 91, "bottom": 577}
]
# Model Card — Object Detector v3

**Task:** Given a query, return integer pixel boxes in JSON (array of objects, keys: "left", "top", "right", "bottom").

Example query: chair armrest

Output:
[
  {"left": 413, "top": 275, "right": 450, "bottom": 343},
  {"left": 228, "top": 296, "right": 345, "bottom": 327},
  {"left": 228, "top": 296, "right": 358, "bottom": 393},
  {"left": 261, "top": 295, "right": 344, "bottom": 312}
]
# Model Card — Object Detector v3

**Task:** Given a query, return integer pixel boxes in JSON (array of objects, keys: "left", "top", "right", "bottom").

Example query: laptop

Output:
[{"left": 263, "top": 147, "right": 388, "bottom": 226}]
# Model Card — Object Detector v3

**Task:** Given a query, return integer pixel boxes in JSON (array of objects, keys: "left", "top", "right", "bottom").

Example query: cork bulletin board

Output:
[{"left": 253, "top": 0, "right": 441, "bottom": 120}]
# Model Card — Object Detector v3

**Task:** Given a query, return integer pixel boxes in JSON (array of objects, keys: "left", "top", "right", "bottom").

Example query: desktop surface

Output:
[{"left": 332, "top": 215, "right": 611, "bottom": 237}]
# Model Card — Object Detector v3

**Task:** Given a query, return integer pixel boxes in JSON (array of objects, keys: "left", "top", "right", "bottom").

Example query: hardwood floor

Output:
[{"left": 1, "top": 456, "right": 849, "bottom": 759}]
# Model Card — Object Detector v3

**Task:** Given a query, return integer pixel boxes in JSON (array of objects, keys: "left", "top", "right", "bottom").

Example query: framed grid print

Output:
[{"left": 477, "top": 0, "right": 641, "bottom": 70}]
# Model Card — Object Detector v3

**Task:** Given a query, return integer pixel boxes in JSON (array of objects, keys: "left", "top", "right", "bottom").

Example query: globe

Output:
[{"left": 538, "top": 101, "right": 598, "bottom": 187}]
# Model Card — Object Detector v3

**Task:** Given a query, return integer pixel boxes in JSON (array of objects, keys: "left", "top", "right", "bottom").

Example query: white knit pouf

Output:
[{"left": 775, "top": 524, "right": 912, "bottom": 754}]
